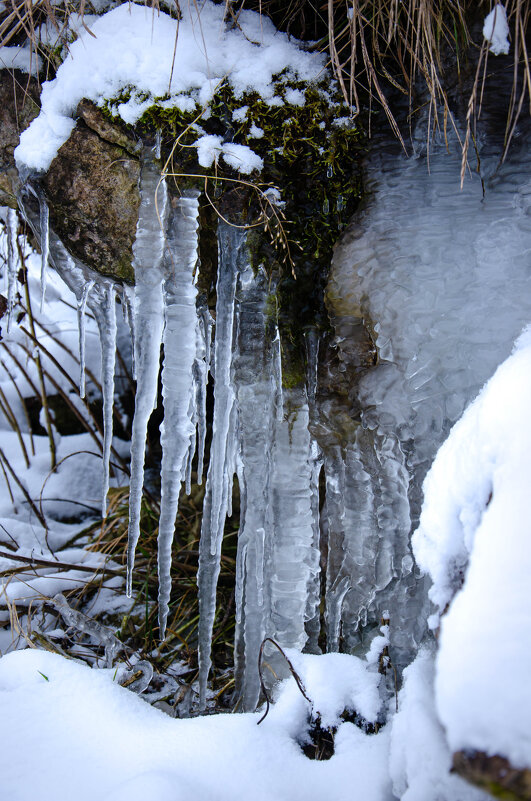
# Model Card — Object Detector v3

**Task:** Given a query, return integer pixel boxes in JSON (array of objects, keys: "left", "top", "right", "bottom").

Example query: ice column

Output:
[
  {"left": 5, "top": 208, "right": 18, "bottom": 333},
  {"left": 91, "top": 281, "right": 117, "bottom": 517},
  {"left": 232, "top": 262, "right": 277, "bottom": 710},
  {"left": 268, "top": 390, "right": 321, "bottom": 658},
  {"left": 126, "top": 147, "right": 167, "bottom": 596},
  {"left": 197, "top": 222, "right": 242, "bottom": 709},
  {"left": 157, "top": 190, "right": 200, "bottom": 637}
]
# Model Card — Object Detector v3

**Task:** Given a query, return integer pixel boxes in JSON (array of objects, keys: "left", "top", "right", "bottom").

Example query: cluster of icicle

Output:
[
  {"left": 15, "top": 143, "right": 322, "bottom": 711},
  {"left": 13, "top": 138, "right": 425, "bottom": 711}
]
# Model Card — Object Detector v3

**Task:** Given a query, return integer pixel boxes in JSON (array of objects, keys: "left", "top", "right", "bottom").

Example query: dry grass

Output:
[{"left": 0, "top": 1, "right": 527, "bottom": 162}]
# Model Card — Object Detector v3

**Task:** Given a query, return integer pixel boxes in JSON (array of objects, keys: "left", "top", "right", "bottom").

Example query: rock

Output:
[
  {"left": 0, "top": 69, "right": 40, "bottom": 208},
  {"left": 453, "top": 750, "right": 531, "bottom": 801},
  {"left": 76, "top": 99, "right": 141, "bottom": 157},
  {"left": 43, "top": 119, "right": 140, "bottom": 283}
]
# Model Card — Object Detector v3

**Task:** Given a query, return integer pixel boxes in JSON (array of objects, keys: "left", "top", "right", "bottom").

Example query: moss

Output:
[{"left": 100, "top": 70, "right": 365, "bottom": 371}]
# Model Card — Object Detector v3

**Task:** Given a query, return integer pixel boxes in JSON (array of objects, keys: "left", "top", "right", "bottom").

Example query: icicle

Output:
[
  {"left": 230, "top": 263, "right": 278, "bottom": 709},
  {"left": 206, "top": 225, "right": 241, "bottom": 557},
  {"left": 157, "top": 190, "right": 200, "bottom": 638},
  {"left": 5, "top": 208, "right": 17, "bottom": 333},
  {"left": 268, "top": 391, "right": 320, "bottom": 656},
  {"left": 197, "top": 223, "right": 243, "bottom": 709},
  {"left": 77, "top": 279, "right": 94, "bottom": 398},
  {"left": 304, "top": 327, "right": 319, "bottom": 408},
  {"left": 272, "top": 325, "right": 283, "bottom": 421},
  {"left": 36, "top": 186, "right": 50, "bottom": 312},
  {"left": 305, "top": 442, "right": 323, "bottom": 653},
  {"left": 195, "top": 303, "right": 212, "bottom": 484},
  {"left": 91, "top": 282, "right": 117, "bottom": 518},
  {"left": 126, "top": 146, "right": 167, "bottom": 597},
  {"left": 122, "top": 285, "right": 137, "bottom": 381},
  {"left": 323, "top": 446, "right": 349, "bottom": 652}
]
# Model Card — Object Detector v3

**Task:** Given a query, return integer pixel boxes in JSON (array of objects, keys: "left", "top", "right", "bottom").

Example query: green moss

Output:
[{"left": 101, "top": 71, "right": 365, "bottom": 379}]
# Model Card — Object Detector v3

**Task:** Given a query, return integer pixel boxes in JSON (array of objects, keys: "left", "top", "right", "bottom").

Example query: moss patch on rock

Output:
[{"left": 101, "top": 72, "right": 365, "bottom": 387}]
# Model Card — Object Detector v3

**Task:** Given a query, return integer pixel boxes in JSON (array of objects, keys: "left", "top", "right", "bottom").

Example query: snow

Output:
[
  {"left": 195, "top": 136, "right": 264, "bottom": 174},
  {"left": 221, "top": 142, "right": 264, "bottom": 174},
  {"left": 14, "top": 1, "right": 325, "bottom": 173},
  {"left": 389, "top": 648, "right": 488, "bottom": 801},
  {"left": 0, "top": 648, "right": 393, "bottom": 801},
  {"left": 0, "top": 45, "right": 41, "bottom": 75},
  {"left": 412, "top": 326, "right": 531, "bottom": 768},
  {"left": 483, "top": 4, "right": 510, "bottom": 55}
]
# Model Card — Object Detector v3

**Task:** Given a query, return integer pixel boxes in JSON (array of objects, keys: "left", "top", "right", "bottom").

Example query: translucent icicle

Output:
[
  {"left": 207, "top": 224, "right": 241, "bottom": 557},
  {"left": 92, "top": 282, "right": 117, "bottom": 518},
  {"left": 305, "top": 442, "right": 323, "bottom": 653},
  {"left": 268, "top": 391, "right": 320, "bottom": 656},
  {"left": 231, "top": 263, "right": 276, "bottom": 710},
  {"left": 195, "top": 303, "right": 213, "bottom": 484},
  {"left": 126, "top": 147, "right": 167, "bottom": 597},
  {"left": 5, "top": 208, "right": 17, "bottom": 333},
  {"left": 36, "top": 186, "right": 50, "bottom": 312},
  {"left": 197, "top": 223, "right": 243, "bottom": 709},
  {"left": 122, "top": 285, "right": 137, "bottom": 380},
  {"left": 157, "top": 192, "right": 200, "bottom": 638},
  {"left": 77, "top": 279, "right": 94, "bottom": 398},
  {"left": 272, "top": 325, "right": 283, "bottom": 421}
]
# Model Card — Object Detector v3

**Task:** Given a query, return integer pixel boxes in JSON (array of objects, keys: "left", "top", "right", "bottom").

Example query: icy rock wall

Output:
[{"left": 326, "top": 107, "right": 531, "bottom": 668}]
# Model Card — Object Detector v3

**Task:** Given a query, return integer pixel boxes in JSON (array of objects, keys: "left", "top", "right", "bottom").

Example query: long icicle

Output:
[
  {"left": 197, "top": 222, "right": 243, "bottom": 709},
  {"left": 77, "top": 279, "right": 95, "bottom": 398},
  {"left": 5, "top": 208, "right": 18, "bottom": 333},
  {"left": 126, "top": 145, "right": 167, "bottom": 597},
  {"left": 36, "top": 186, "right": 50, "bottom": 312},
  {"left": 92, "top": 282, "right": 117, "bottom": 518},
  {"left": 157, "top": 191, "right": 200, "bottom": 638}
]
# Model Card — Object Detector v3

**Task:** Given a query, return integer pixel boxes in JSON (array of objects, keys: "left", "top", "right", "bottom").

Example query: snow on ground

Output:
[
  {"left": 389, "top": 647, "right": 488, "bottom": 801},
  {"left": 413, "top": 325, "right": 531, "bottom": 769},
  {"left": 15, "top": 1, "right": 326, "bottom": 173},
  {"left": 0, "top": 649, "right": 393, "bottom": 801},
  {"left": 0, "top": 238, "right": 128, "bottom": 630}
]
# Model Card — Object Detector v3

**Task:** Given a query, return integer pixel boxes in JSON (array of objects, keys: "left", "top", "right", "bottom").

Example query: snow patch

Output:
[
  {"left": 413, "top": 326, "right": 531, "bottom": 769},
  {"left": 483, "top": 4, "right": 510, "bottom": 55},
  {"left": 15, "top": 1, "right": 325, "bottom": 172}
]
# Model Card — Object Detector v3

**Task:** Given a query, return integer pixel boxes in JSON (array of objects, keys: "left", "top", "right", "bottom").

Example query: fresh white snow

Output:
[
  {"left": 0, "top": 648, "right": 393, "bottom": 801},
  {"left": 15, "top": 1, "right": 325, "bottom": 173},
  {"left": 413, "top": 326, "right": 531, "bottom": 769},
  {"left": 483, "top": 4, "right": 510, "bottom": 55}
]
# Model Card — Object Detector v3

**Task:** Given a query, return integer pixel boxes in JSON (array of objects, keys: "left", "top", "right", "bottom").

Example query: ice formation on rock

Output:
[
  {"left": 326, "top": 95, "right": 531, "bottom": 668},
  {"left": 197, "top": 228, "right": 322, "bottom": 710}
]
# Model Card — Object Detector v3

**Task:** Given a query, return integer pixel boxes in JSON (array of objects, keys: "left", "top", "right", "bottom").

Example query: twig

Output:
[
  {"left": 257, "top": 637, "right": 311, "bottom": 724},
  {"left": 0, "top": 548, "right": 123, "bottom": 577}
]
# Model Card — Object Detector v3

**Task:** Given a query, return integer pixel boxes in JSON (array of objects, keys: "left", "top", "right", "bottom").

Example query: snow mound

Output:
[
  {"left": 0, "top": 648, "right": 392, "bottom": 801},
  {"left": 412, "top": 325, "right": 531, "bottom": 768},
  {"left": 15, "top": 1, "right": 325, "bottom": 173}
]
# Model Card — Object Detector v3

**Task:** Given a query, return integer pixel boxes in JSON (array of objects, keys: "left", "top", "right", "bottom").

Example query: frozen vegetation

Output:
[{"left": 0, "top": 1, "right": 529, "bottom": 799}]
